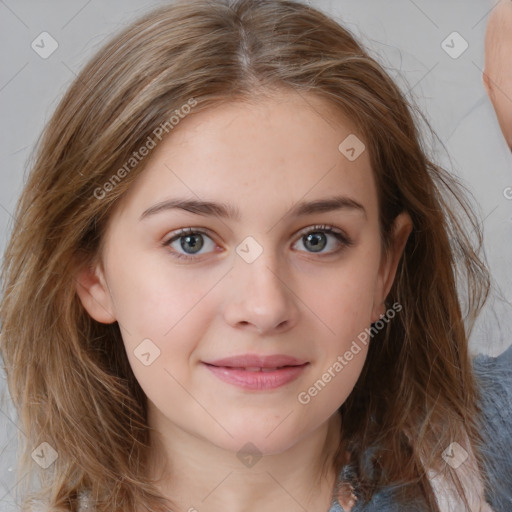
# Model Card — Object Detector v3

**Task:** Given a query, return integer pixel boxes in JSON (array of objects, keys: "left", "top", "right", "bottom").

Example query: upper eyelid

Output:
[{"left": 165, "top": 224, "right": 348, "bottom": 242}]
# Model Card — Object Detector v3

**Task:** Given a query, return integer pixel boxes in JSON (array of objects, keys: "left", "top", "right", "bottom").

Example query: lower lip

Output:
[{"left": 204, "top": 363, "right": 308, "bottom": 390}]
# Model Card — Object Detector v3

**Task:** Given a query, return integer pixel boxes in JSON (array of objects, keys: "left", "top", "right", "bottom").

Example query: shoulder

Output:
[
  {"left": 472, "top": 343, "right": 512, "bottom": 400},
  {"left": 472, "top": 344, "right": 512, "bottom": 439},
  {"left": 329, "top": 487, "right": 430, "bottom": 512},
  {"left": 329, "top": 346, "right": 512, "bottom": 512},
  {"left": 471, "top": 344, "right": 512, "bottom": 510}
]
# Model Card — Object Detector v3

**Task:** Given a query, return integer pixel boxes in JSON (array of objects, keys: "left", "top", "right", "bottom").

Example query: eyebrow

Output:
[{"left": 139, "top": 195, "right": 367, "bottom": 221}]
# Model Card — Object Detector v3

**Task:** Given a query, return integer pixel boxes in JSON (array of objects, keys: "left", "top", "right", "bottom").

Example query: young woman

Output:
[
  {"left": 1, "top": 1, "right": 511, "bottom": 511},
  {"left": 483, "top": 0, "right": 512, "bottom": 152}
]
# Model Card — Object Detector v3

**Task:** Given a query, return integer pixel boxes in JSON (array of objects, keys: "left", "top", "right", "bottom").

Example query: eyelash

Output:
[{"left": 162, "top": 224, "right": 354, "bottom": 261}]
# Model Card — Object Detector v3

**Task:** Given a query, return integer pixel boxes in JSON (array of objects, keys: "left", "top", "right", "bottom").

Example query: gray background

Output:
[{"left": 1, "top": 0, "right": 511, "bottom": 509}]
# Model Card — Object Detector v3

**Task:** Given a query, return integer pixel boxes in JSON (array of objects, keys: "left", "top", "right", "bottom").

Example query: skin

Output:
[
  {"left": 483, "top": 0, "right": 512, "bottom": 151},
  {"left": 76, "top": 90, "right": 412, "bottom": 512}
]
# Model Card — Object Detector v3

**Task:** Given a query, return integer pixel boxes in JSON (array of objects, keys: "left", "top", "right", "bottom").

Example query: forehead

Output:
[{"left": 112, "top": 90, "right": 377, "bottom": 224}]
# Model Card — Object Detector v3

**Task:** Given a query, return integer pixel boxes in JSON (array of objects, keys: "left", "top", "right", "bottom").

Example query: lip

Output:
[{"left": 203, "top": 354, "right": 309, "bottom": 391}]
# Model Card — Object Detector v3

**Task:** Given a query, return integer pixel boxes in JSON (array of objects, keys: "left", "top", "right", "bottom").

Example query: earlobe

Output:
[
  {"left": 75, "top": 260, "right": 117, "bottom": 324},
  {"left": 371, "top": 212, "right": 413, "bottom": 322}
]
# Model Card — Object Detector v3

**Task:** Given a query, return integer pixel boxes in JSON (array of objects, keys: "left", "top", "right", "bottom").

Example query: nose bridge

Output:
[
  {"left": 223, "top": 235, "right": 299, "bottom": 333},
  {"left": 235, "top": 237, "right": 288, "bottom": 303}
]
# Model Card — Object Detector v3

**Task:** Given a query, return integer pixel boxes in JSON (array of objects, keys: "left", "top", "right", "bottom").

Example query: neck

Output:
[{"left": 146, "top": 410, "right": 342, "bottom": 512}]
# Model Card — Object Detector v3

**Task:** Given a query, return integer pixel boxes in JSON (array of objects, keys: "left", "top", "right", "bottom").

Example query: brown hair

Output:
[{"left": 0, "top": 0, "right": 491, "bottom": 510}]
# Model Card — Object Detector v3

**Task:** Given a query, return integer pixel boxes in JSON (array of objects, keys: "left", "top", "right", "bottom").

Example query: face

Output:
[
  {"left": 76, "top": 90, "right": 411, "bottom": 459},
  {"left": 484, "top": 2, "right": 512, "bottom": 151}
]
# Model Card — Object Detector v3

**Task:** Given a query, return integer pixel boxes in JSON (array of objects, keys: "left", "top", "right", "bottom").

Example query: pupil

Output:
[
  {"left": 304, "top": 233, "right": 326, "bottom": 252},
  {"left": 181, "top": 234, "right": 203, "bottom": 254}
]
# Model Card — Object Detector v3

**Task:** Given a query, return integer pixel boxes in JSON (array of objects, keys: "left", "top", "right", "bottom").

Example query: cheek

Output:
[
  {"left": 296, "top": 250, "right": 379, "bottom": 393},
  {"left": 318, "top": 277, "right": 375, "bottom": 331},
  {"left": 295, "top": 341, "right": 368, "bottom": 437},
  {"left": 106, "top": 251, "right": 224, "bottom": 366},
  {"left": 495, "top": 91, "right": 512, "bottom": 117},
  {"left": 298, "top": 256, "right": 380, "bottom": 339}
]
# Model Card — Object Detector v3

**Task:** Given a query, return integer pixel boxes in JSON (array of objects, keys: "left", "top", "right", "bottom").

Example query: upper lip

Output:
[{"left": 204, "top": 354, "right": 308, "bottom": 368}]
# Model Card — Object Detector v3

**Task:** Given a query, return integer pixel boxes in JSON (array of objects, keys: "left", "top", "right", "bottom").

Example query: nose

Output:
[{"left": 222, "top": 250, "right": 300, "bottom": 335}]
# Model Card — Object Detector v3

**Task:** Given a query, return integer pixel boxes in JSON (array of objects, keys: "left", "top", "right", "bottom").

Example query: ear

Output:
[
  {"left": 371, "top": 212, "right": 413, "bottom": 323},
  {"left": 75, "top": 259, "right": 117, "bottom": 324}
]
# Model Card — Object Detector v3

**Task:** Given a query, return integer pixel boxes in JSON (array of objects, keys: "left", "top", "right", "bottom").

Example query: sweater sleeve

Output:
[{"left": 472, "top": 343, "right": 512, "bottom": 511}]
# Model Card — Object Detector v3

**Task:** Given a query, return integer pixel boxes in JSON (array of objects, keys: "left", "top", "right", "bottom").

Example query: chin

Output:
[{"left": 205, "top": 418, "right": 314, "bottom": 458}]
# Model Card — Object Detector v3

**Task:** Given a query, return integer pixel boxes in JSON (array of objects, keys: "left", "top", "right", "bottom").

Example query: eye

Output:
[
  {"left": 292, "top": 224, "right": 353, "bottom": 255},
  {"left": 163, "top": 228, "right": 217, "bottom": 260},
  {"left": 163, "top": 224, "right": 353, "bottom": 261}
]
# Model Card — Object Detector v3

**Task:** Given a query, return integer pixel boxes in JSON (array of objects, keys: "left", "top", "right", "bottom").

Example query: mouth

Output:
[{"left": 202, "top": 354, "right": 309, "bottom": 391}]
